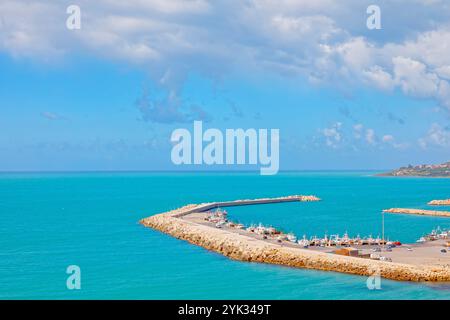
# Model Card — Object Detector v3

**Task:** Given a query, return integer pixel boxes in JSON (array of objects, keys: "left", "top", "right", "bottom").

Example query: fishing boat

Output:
[
  {"left": 215, "top": 220, "right": 226, "bottom": 228},
  {"left": 256, "top": 223, "right": 272, "bottom": 235},
  {"left": 298, "top": 235, "right": 310, "bottom": 248},
  {"left": 379, "top": 256, "right": 392, "bottom": 262},
  {"left": 416, "top": 237, "right": 426, "bottom": 243},
  {"left": 287, "top": 233, "right": 297, "bottom": 243}
]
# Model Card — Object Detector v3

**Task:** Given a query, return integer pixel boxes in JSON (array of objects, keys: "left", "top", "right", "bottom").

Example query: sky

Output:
[{"left": 1, "top": 0, "right": 450, "bottom": 171}]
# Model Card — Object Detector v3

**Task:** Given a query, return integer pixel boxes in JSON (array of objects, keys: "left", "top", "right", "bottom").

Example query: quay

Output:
[{"left": 141, "top": 196, "right": 450, "bottom": 282}]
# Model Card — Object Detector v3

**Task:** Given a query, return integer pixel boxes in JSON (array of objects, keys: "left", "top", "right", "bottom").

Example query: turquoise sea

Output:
[{"left": 1, "top": 171, "right": 450, "bottom": 299}]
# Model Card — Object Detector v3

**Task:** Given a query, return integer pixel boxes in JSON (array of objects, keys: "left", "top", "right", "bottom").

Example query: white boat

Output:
[
  {"left": 215, "top": 221, "right": 226, "bottom": 228},
  {"left": 256, "top": 223, "right": 268, "bottom": 235},
  {"left": 370, "top": 253, "right": 380, "bottom": 260},
  {"left": 416, "top": 237, "right": 426, "bottom": 243},
  {"left": 438, "top": 232, "right": 448, "bottom": 239},
  {"left": 287, "top": 233, "right": 297, "bottom": 243},
  {"left": 298, "top": 235, "right": 310, "bottom": 248}
]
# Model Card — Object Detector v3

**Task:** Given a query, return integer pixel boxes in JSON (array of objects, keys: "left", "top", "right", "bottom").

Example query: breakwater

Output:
[
  {"left": 383, "top": 208, "right": 450, "bottom": 217},
  {"left": 170, "top": 195, "right": 320, "bottom": 218},
  {"left": 428, "top": 199, "right": 450, "bottom": 206},
  {"left": 141, "top": 197, "right": 450, "bottom": 282}
]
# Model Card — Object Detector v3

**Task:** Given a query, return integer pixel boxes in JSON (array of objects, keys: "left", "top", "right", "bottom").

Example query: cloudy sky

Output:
[{"left": 1, "top": 0, "right": 450, "bottom": 171}]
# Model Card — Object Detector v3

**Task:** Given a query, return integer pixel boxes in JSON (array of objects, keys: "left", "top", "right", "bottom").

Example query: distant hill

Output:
[{"left": 379, "top": 161, "right": 450, "bottom": 177}]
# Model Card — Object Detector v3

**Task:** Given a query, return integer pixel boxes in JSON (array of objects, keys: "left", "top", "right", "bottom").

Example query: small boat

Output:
[
  {"left": 416, "top": 237, "right": 426, "bottom": 243},
  {"left": 298, "top": 235, "right": 310, "bottom": 248},
  {"left": 287, "top": 233, "right": 297, "bottom": 243},
  {"left": 370, "top": 253, "right": 380, "bottom": 260},
  {"left": 215, "top": 221, "right": 226, "bottom": 228}
]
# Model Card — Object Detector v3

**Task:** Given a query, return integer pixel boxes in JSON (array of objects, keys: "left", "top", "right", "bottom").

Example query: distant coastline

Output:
[{"left": 378, "top": 161, "right": 450, "bottom": 178}]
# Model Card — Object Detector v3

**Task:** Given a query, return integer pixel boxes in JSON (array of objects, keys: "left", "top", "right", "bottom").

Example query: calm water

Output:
[{"left": 1, "top": 172, "right": 449, "bottom": 299}]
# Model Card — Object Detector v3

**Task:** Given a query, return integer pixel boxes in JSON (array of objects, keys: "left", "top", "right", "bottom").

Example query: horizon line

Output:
[{"left": 0, "top": 169, "right": 388, "bottom": 174}]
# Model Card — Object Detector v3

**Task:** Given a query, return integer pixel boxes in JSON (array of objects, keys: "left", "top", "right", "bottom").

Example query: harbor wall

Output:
[{"left": 141, "top": 203, "right": 450, "bottom": 282}]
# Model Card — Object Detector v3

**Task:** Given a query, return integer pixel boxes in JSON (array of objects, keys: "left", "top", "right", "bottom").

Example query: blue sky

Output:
[{"left": 1, "top": 0, "right": 450, "bottom": 171}]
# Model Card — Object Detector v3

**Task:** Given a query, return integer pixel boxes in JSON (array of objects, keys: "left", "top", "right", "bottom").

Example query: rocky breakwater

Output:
[
  {"left": 428, "top": 199, "right": 450, "bottom": 206},
  {"left": 383, "top": 208, "right": 450, "bottom": 217},
  {"left": 141, "top": 204, "right": 450, "bottom": 282}
]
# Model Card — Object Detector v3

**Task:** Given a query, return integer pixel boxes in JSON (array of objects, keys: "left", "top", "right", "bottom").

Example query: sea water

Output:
[{"left": 0, "top": 172, "right": 449, "bottom": 299}]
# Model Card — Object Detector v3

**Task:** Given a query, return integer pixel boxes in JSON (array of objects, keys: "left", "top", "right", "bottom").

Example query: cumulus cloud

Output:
[
  {"left": 2, "top": 0, "right": 450, "bottom": 110},
  {"left": 135, "top": 89, "right": 212, "bottom": 124},
  {"left": 365, "top": 128, "right": 376, "bottom": 145},
  {"left": 418, "top": 123, "right": 450, "bottom": 148},
  {"left": 380, "top": 134, "right": 410, "bottom": 150},
  {"left": 353, "top": 124, "right": 376, "bottom": 145},
  {"left": 322, "top": 122, "right": 342, "bottom": 148},
  {"left": 353, "top": 123, "right": 364, "bottom": 139},
  {"left": 382, "top": 134, "right": 394, "bottom": 143},
  {"left": 323, "top": 122, "right": 410, "bottom": 150}
]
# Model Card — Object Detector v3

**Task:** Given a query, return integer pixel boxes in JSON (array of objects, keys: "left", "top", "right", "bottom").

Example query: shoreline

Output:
[
  {"left": 376, "top": 174, "right": 450, "bottom": 178},
  {"left": 140, "top": 197, "right": 450, "bottom": 282}
]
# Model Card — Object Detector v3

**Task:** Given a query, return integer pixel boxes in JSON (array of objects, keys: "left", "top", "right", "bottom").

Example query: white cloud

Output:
[
  {"left": 353, "top": 123, "right": 363, "bottom": 139},
  {"left": 2, "top": 1, "right": 450, "bottom": 110},
  {"left": 322, "top": 122, "right": 342, "bottom": 148},
  {"left": 392, "top": 56, "right": 440, "bottom": 98},
  {"left": 362, "top": 66, "right": 396, "bottom": 91},
  {"left": 365, "top": 128, "right": 376, "bottom": 145},
  {"left": 418, "top": 123, "right": 450, "bottom": 148},
  {"left": 353, "top": 124, "right": 376, "bottom": 145},
  {"left": 382, "top": 134, "right": 394, "bottom": 143}
]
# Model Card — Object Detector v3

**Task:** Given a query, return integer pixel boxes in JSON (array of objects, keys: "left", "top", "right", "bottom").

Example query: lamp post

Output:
[{"left": 382, "top": 211, "right": 385, "bottom": 250}]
